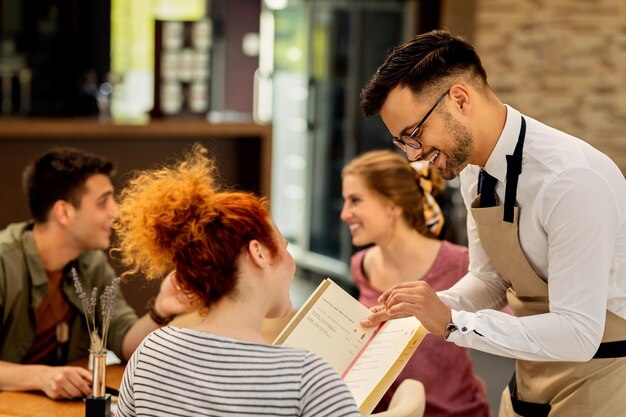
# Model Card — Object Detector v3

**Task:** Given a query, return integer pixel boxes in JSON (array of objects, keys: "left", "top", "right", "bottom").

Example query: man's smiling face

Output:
[{"left": 380, "top": 86, "right": 474, "bottom": 180}]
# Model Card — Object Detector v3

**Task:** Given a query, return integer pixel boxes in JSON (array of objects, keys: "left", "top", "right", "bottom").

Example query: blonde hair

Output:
[{"left": 342, "top": 150, "right": 444, "bottom": 237}]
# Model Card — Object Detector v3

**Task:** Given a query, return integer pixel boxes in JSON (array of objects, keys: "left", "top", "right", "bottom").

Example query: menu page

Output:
[
  {"left": 343, "top": 317, "right": 422, "bottom": 405},
  {"left": 274, "top": 278, "right": 426, "bottom": 416},
  {"left": 276, "top": 279, "right": 376, "bottom": 374}
]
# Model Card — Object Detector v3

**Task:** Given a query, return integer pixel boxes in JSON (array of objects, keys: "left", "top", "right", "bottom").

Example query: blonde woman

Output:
[{"left": 341, "top": 150, "right": 490, "bottom": 417}]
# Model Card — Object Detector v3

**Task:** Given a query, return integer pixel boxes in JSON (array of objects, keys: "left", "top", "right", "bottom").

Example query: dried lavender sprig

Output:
[
  {"left": 71, "top": 267, "right": 116, "bottom": 354},
  {"left": 90, "top": 287, "right": 98, "bottom": 315},
  {"left": 99, "top": 277, "right": 120, "bottom": 353},
  {"left": 72, "top": 268, "right": 83, "bottom": 294},
  {"left": 72, "top": 267, "right": 97, "bottom": 349}
]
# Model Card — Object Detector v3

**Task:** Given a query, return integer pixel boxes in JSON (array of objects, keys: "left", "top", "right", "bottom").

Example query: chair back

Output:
[{"left": 369, "top": 379, "right": 425, "bottom": 417}]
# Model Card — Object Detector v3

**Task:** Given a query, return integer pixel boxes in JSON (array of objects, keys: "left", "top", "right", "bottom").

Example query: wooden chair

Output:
[{"left": 370, "top": 379, "right": 426, "bottom": 417}]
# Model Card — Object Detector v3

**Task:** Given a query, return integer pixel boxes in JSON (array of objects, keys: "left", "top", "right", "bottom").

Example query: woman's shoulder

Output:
[
  {"left": 426, "top": 241, "right": 469, "bottom": 287},
  {"left": 350, "top": 247, "right": 370, "bottom": 267},
  {"left": 268, "top": 345, "right": 341, "bottom": 375},
  {"left": 439, "top": 240, "right": 469, "bottom": 258},
  {"left": 441, "top": 240, "right": 468, "bottom": 253},
  {"left": 274, "top": 345, "right": 334, "bottom": 366},
  {"left": 350, "top": 246, "right": 373, "bottom": 282}
]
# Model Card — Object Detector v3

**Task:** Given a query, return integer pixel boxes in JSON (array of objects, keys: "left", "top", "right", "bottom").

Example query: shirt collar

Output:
[
  {"left": 483, "top": 104, "right": 523, "bottom": 184},
  {"left": 21, "top": 223, "right": 49, "bottom": 288}
]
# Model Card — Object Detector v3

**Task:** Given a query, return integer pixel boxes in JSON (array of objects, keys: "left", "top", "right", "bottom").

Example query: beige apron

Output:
[{"left": 470, "top": 117, "right": 626, "bottom": 417}]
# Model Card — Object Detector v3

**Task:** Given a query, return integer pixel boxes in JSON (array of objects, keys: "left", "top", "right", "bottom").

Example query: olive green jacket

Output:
[{"left": 0, "top": 222, "right": 138, "bottom": 364}]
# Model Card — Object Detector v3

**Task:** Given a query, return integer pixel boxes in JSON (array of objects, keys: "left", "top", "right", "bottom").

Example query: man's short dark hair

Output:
[
  {"left": 22, "top": 147, "right": 115, "bottom": 223},
  {"left": 360, "top": 30, "right": 488, "bottom": 117}
]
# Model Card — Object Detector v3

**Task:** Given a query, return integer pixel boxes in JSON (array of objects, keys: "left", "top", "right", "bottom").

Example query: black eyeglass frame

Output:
[{"left": 391, "top": 90, "right": 450, "bottom": 152}]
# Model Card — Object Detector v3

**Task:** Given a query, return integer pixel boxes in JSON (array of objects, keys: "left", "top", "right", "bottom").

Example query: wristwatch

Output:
[
  {"left": 444, "top": 322, "right": 458, "bottom": 340},
  {"left": 147, "top": 297, "right": 176, "bottom": 326}
]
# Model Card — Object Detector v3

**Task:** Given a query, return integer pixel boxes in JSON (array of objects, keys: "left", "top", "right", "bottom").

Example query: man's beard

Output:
[{"left": 437, "top": 108, "right": 473, "bottom": 180}]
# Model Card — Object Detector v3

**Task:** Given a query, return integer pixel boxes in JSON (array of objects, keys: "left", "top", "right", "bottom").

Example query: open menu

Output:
[{"left": 274, "top": 278, "right": 426, "bottom": 416}]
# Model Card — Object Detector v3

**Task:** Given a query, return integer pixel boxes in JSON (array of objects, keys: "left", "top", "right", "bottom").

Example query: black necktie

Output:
[{"left": 478, "top": 169, "right": 498, "bottom": 208}]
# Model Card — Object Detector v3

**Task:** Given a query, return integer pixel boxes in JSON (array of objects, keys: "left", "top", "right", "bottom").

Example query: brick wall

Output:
[{"left": 444, "top": 0, "right": 626, "bottom": 171}]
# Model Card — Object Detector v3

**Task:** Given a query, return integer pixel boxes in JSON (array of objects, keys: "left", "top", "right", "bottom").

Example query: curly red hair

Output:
[{"left": 113, "top": 145, "right": 278, "bottom": 307}]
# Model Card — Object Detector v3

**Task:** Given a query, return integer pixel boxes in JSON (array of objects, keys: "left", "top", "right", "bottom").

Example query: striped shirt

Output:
[{"left": 116, "top": 327, "right": 361, "bottom": 417}]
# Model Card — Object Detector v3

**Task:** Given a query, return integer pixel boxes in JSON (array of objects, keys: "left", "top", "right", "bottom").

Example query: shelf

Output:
[
  {"left": 0, "top": 117, "right": 271, "bottom": 141},
  {"left": 0, "top": 117, "right": 273, "bottom": 229}
]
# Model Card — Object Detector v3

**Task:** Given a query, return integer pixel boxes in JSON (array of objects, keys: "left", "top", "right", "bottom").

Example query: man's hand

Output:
[
  {"left": 40, "top": 365, "right": 92, "bottom": 399},
  {"left": 361, "top": 304, "right": 394, "bottom": 327},
  {"left": 122, "top": 270, "right": 197, "bottom": 360},
  {"left": 361, "top": 281, "right": 452, "bottom": 337},
  {"left": 153, "top": 270, "right": 195, "bottom": 317}
]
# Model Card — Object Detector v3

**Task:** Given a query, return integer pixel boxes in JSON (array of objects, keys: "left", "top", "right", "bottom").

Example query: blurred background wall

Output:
[{"left": 444, "top": 0, "right": 626, "bottom": 169}]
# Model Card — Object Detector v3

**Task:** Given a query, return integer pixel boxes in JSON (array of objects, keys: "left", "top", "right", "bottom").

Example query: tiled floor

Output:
[{"left": 289, "top": 273, "right": 514, "bottom": 416}]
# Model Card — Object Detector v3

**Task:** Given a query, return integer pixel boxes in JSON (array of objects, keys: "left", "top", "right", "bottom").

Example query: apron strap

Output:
[
  {"left": 508, "top": 340, "right": 626, "bottom": 416},
  {"left": 508, "top": 372, "right": 551, "bottom": 417},
  {"left": 594, "top": 339, "right": 626, "bottom": 359},
  {"left": 503, "top": 117, "right": 526, "bottom": 223}
]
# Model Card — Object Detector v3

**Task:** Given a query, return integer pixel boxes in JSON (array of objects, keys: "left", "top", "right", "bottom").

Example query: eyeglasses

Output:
[{"left": 392, "top": 90, "right": 449, "bottom": 153}]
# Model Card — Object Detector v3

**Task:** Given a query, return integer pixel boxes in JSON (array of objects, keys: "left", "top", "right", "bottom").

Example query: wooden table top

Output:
[
  {"left": 0, "top": 314, "right": 293, "bottom": 416},
  {"left": 0, "top": 361, "right": 125, "bottom": 417}
]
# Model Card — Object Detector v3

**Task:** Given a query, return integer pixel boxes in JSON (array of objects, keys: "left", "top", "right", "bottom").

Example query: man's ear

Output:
[
  {"left": 247, "top": 239, "right": 268, "bottom": 268},
  {"left": 50, "top": 200, "right": 73, "bottom": 226},
  {"left": 449, "top": 84, "right": 471, "bottom": 114}
]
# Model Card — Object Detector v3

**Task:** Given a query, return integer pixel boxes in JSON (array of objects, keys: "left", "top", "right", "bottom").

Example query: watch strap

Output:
[
  {"left": 147, "top": 297, "right": 175, "bottom": 326},
  {"left": 444, "top": 322, "right": 458, "bottom": 340}
]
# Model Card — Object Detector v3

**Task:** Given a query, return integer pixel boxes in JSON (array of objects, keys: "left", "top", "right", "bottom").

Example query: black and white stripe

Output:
[{"left": 117, "top": 327, "right": 361, "bottom": 417}]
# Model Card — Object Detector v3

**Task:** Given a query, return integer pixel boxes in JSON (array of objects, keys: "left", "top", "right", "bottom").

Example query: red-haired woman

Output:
[{"left": 113, "top": 145, "right": 360, "bottom": 417}]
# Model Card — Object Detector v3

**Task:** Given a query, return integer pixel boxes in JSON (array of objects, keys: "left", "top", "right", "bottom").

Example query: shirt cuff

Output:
[{"left": 446, "top": 309, "right": 478, "bottom": 344}]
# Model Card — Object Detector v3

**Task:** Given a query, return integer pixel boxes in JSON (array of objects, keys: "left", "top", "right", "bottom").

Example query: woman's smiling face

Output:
[{"left": 340, "top": 174, "right": 397, "bottom": 247}]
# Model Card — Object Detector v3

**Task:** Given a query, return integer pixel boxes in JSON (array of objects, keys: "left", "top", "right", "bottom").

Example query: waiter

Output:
[{"left": 359, "top": 30, "right": 626, "bottom": 417}]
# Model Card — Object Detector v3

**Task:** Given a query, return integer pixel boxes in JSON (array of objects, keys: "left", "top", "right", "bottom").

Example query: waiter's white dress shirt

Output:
[{"left": 438, "top": 105, "right": 626, "bottom": 361}]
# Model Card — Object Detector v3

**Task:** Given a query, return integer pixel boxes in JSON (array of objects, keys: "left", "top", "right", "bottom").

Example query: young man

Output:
[
  {"left": 0, "top": 148, "right": 187, "bottom": 400},
  {"left": 360, "top": 30, "right": 626, "bottom": 416}
]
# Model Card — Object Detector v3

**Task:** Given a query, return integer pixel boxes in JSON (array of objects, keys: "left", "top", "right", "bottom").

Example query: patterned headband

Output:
[{"left": 409, "top": 161, "right": 445, "bottom": 237}]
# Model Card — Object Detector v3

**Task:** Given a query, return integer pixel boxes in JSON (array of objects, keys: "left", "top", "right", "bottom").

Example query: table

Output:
[
  {"left": 0, "top": 361, "right": 124, "bottom": 417},
  {"left": 0, "top": 314, "right": 292, "bottom": 416}
]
